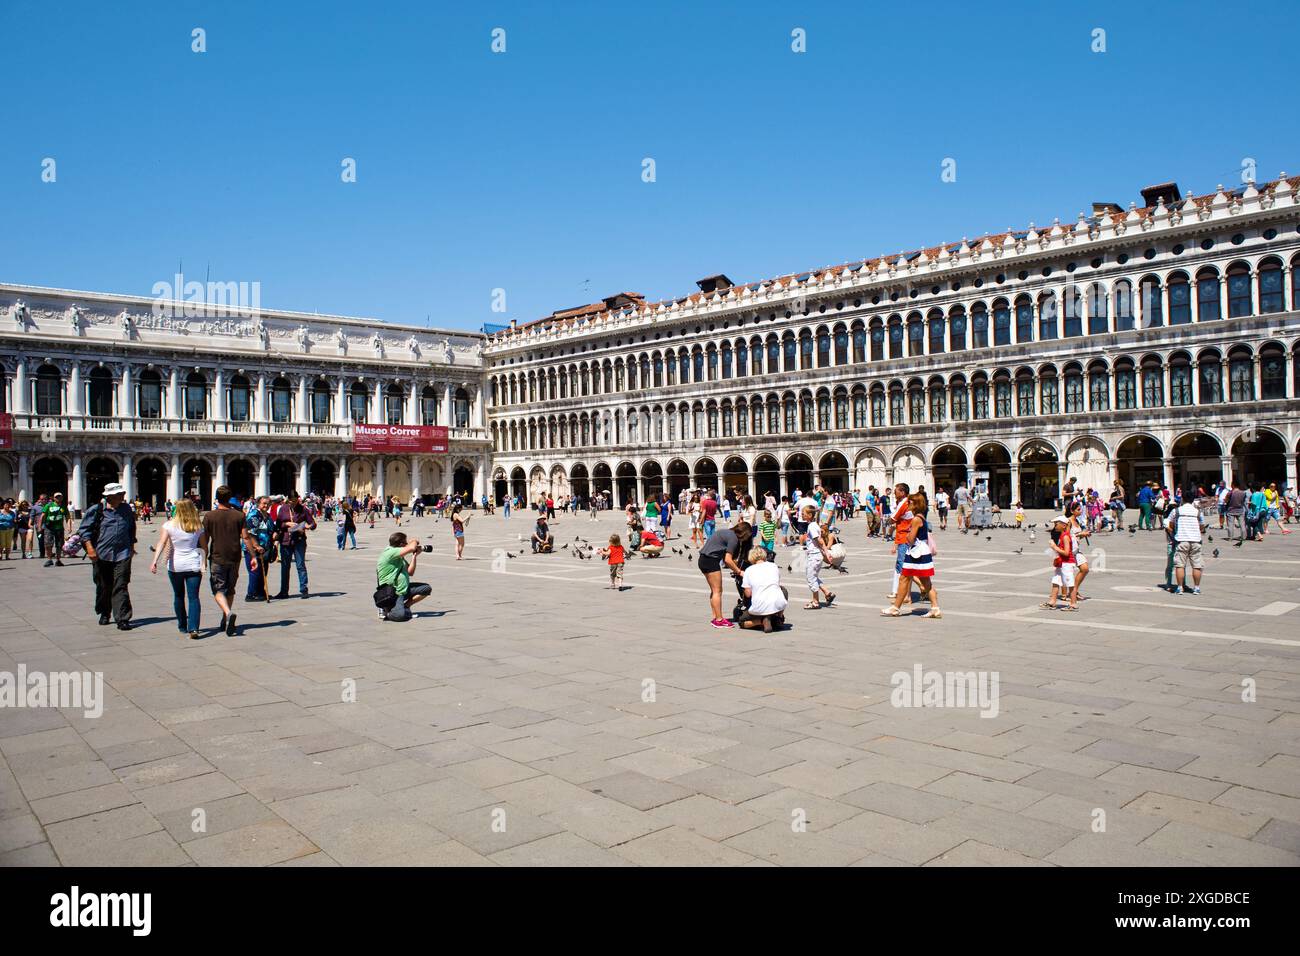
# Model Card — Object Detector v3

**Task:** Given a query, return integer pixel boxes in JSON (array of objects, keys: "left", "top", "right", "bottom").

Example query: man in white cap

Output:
[{"left": 79, "top": 481, "right": 138, "bottom": 629}]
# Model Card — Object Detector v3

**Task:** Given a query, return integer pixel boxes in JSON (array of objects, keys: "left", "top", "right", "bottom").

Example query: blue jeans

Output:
[
  {"left": 703, "top": 519, "right": 716, "bottom": 538},
  {"left": 336, "top": 527, "right": 356, "bottom": 550},
  {"left": 279, "top": 539, "right": 308, "bottom": 595},
  {"left": 169, "top": 570, "right": 201, "bottom": 631}
]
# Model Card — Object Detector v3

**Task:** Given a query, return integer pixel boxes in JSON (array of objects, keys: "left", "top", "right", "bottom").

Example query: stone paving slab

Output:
[{"left": 1, "top": 509, "right": 1298, "bottom": 866}]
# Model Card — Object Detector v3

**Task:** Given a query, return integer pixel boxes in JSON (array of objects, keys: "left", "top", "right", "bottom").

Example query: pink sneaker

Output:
[{"left": 711, "top": 618, "right": 736, "bottom": 629}]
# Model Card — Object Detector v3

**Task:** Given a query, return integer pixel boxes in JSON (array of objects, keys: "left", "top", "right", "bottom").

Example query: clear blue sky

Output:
[{"left": 2, "top": 0, "right": 1295, "bottom": 331}]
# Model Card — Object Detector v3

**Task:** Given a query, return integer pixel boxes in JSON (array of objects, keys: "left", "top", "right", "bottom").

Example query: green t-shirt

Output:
[
  {"left": 759, "top": 520, "right": 776, "bottom": 544},
  {"left": 377, "top": 546, "right": 410, "bottom": 595},
  {"left": 41, "top": 502, "right": 67, "bottom": 530}
]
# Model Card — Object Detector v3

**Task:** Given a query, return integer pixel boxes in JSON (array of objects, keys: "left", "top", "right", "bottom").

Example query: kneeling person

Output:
[{"left": 377, "top": 532, "right": 432, "bottom": 622}]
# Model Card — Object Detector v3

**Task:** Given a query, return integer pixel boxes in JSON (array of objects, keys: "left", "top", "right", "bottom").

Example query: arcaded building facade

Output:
[
  {"left": 485, "top": 176, "right": 1300, "bottom": 508},
  {"left": 0, "top": 285, "right": 490, "bottom": 511}
]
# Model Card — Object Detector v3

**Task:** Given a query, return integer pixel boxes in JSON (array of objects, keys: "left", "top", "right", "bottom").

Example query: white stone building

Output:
[
  {"left": 0, "top": 285, "right": 490, "bottom": 511},
  {"left": 484, "top": 176, "right": 1300, "bottom": 508}
]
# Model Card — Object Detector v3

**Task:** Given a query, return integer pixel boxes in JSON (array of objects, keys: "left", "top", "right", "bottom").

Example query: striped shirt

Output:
[{"left": 1168, "top": 503, "right": 1203, "bottom": 543}]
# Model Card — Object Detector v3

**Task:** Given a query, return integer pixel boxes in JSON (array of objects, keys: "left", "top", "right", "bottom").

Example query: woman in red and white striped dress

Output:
[{"left": 881, "top": 493, "right": 940, "bottom": 618}]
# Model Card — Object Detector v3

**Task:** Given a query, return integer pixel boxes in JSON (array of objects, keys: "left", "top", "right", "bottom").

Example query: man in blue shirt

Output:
[{"left": 80, "top": 482, "right": 137, "bottom": 630}]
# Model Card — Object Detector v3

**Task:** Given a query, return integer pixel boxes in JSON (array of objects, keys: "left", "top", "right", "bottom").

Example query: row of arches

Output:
[
  {"left": 492, "top": 342, "right": 1300, "bottom": 452},
  {"left": 489, "top": 255, "right": 1300, "bottom": 406},
  {"left": 491, "top": 428, "right": 1294, "bottom": 509}
]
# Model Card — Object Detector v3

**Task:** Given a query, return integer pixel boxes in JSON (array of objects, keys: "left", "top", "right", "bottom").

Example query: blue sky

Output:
[{"left": 2, "top": 0, "right": 1296, "bottom": 331}]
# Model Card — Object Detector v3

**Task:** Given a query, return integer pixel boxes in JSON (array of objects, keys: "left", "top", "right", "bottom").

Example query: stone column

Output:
[
  {"left": 168, "top": 367, "right": 180, "bottom": 419},
  {"left": 299, "top": 455, "right": 309, "bottom": 495},
  {"left": 406, "top": 381, "right": 418, "bottom": 425},
  {"left": 255, "top": 373, "right": 267, "bottom": 422},
  {"left": 474, "top": 457, "right": 486, "bottom": 503},
  {"left": 215, "top": 455, "right": 226, "bottom": 489},
  {"left": 410, "top": 455, "right": 421, "bottom": 501},
  {"left": 213, "top": 368, "right": 226, "bottom": 421},
  {"left": 70, "top": 454, "right": 84, "bottom": 512},
  {"left": 1252, "top": 357, "right": 1262, "bottom": 401},
  {"left": 376, "top": 456, "right": 386, "bottom": 502},
  {"left": 296, "top": 376, "right": 308, "bottom": 424},
  {"left": 1286, "top": 454, "right": 1298, "bottom": 499},
  {"left": 170, "top": 454, "right": 182, "bottom": 502},
  {"left": 1220, "top": 455, "right": 1233, "bottom": 486},
  {"left": 1162, "top": 458, "right": 1175, "bottom": 492},
  {"left": 372, "top": 380, "right": 384, "bottom": 423},
  {"left": 68, "top": 363, "right": 83, "bottom": 416},
  {"left": 120, "top": 364, "right": 134, "bottom": 419},
  {"left": 121, "top": 456, "right": 133, "bottom": 501},
  {"left": 474, "top": 384, "right": 486, "bottom": 428},
  {"left": 336, "top": 455, "right": 347, "bottom": 499},
  {"left": 1009, "top": 462, "right": 1020, "bottom": 507},
  {"left": 336, "top": 377, "right": 347, "bottom": 424},
  {"left": 258, "top": 454, "right": 269, "bottom": 497},
  {"left": 441, "top": 382, "right": 452, "bottom": 427},
  {"left": 17, "top": 454, "right": 29, "bottom": 498},
  {"left": 13, "top": 360, "right": 28, "bottom": 414}
]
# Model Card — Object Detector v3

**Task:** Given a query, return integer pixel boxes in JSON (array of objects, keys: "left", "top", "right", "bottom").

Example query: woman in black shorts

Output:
[{"left": 698, "top": 521, "right": 752, "bottom": 630}]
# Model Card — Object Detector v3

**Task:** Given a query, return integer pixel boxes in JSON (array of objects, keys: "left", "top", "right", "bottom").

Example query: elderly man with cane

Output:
[{"left": 79, "top": 482, "right": 138, "bottom": 630}]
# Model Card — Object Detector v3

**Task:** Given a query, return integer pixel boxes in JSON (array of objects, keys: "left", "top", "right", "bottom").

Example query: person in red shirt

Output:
[
  {"left": 639, "top": 528, "right": 663, "bottom": 557},
  {"left": 700, "top": 493, "right": 719, "bottom": 537},
  {"left": 599, "top": 534, "right": 626, "bottom": 590}
]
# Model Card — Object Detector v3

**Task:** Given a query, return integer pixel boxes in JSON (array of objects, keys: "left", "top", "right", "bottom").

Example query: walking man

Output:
[
  {"left": 79, "top": 482, "right": 137, "bottom": 630},
  {"left": 41, "top": 492, "right": 69, "bottom": 567},
  {"left": 204, "top": 486, "right": 254, "bottom": 636},
  {"left": 274, "top": 491, "right": 317, "bottom": 599}
]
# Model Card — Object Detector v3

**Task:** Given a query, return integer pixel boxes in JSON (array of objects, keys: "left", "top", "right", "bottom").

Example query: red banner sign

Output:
[
  {"left": 0, "top": 413, "right": 11, "bottom": 450},
  {"left": 353, "top": 423, "right": 448, "bottom": 454}
]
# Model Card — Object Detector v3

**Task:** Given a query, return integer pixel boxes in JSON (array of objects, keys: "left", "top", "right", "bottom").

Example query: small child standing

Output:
[
  {"left": 1041, "top": 515, "right": 1078, "bottom": 610},
  {"left": 599, "top": 534, "right": 626, "bottom": 590},
  {"left": 1014, "top": 501, "right": 1025, "bottom": 528},
  {"left": 758, "top": 509, "right": 777, "bottom": 561}
]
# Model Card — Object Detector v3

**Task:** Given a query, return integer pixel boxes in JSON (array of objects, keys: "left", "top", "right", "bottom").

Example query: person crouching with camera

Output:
[{"left": 376, "top": 532, "right": 433, "bottom": 622}]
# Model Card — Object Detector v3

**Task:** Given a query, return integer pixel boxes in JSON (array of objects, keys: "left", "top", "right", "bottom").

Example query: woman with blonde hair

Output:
[{"left": 150, "top": 498, "right": 208, "bottom": 639}]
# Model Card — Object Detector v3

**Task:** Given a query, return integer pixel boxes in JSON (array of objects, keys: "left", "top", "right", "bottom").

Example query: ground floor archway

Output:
[
  {"left": 891, "top": 448, "right": 925, "bottom": 498},
  {"left": 930, "top": 444, "right": 967, "bottom": 498},
  {"left": 510, "top": 466, "right": 527, "bottom": 502},
  {"left": 227, "top": 459, "right": 255, "bottom": 500},
  {"left": 784, "top": 453, "right": 813, "bottom": 498},
  {"left": 453, "top": 462, "right": 474, "bottom": 500},
  {"left": 973, "top": 443, "right": 1012, "bottom": 507},
  {"left": 615, "top": 462, "right": 637, "bottom": 507},
  {"left": 183, "top": 458, "right": 212, "bottom": 506},
  {"left": 666, "top": 459, "right": 690, "bottom": 497},
  {"left": 722, "top": 456, "right": 748, "bottom": 501},
  {"left": 32, "top": 457, "right": 67, "bottom": 502},
  {"left": 1232, "top": 430, "right": 1286, "bottom": 489},
  {"left": 270, "top": 459, "right": 297, "bottom": 497},
  {"left": 136, "top": 457, "right": 167, "bottom": 509},
  {"left": 1065, "top": 437, "right": 1110, "bottom": 497},
  {"left": 819, "top": 452, "right": 849, "bottom": 494},
  {"left": 1018, "top": 440, "right": 1059, "bottom": 509},
  {"left": 1171, "top": 432, "right": 1223, "bottom": 497},
  {"left": 1116, "top": 435, "right": 1163, "bottom": 502},
  {"left": 309, "top": 460, "right": 335, "bottom": 497},
  {"left": 693, "top": 457, "right": 719, "bottom": 493},
  {"left": 753, "top": 455, "right": 780, "bottom": 501},
  {"left": 85, "top": 456, "right": 119, "bottom": 505},
  {"left": 640, "top": 460, "right": 663, "bottom": 502},
  {"left": 570, "top": 463, "right": 589, "bottom": 505},
  {"left": 591, "top": 462, "right": 613, "bottom": 502}
]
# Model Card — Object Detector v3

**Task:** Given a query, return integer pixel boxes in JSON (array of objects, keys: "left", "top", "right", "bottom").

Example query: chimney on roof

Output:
[
  {"left": 1139, "top": 182, "right": 1181, "bottom": 208},
  {"left": 696, "top": 274, "right": 734, "bottom": 294},
  {"left": 1091, "top": 202, "right": 1123, "bottom": 217},
  {"left": 601, "top": 292, "right": 644, "bottom": 311}
]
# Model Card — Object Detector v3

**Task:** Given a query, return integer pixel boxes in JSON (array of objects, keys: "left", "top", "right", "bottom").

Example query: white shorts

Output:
[{"left": 1051, "top": 564, "right": 1077, "bottom": 589}]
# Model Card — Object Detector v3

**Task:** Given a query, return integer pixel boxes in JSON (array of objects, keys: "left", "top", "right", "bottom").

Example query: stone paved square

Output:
[{"left": 2, "top": 509, "right": 1298, "bottom": 866}]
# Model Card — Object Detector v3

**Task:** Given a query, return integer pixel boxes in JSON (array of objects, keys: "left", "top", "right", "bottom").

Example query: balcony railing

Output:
[{"left": 5, "top": 413, "right": 492, "bottom": 444}]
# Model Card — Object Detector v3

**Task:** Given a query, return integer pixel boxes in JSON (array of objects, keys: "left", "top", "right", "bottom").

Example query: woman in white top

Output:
[
  {"left": 740, "top": 547, "right": 789, "bottom": 633},
  {"left": 150, "top": 498, "right": 208, "bottom": 639}
]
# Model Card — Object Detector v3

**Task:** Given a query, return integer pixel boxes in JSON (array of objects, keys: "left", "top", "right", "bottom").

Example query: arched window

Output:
[
  {"left": 311, "top": 380, "right": 331, "bottom": 424},
  {"left": 767, "top": 396, "right": 780, "bottom": 434},
  {"left": 735, "top": 400, "right": 747, "bottom": 436},
  {"left": 707, "top": 347, "right": 718, "bottom": 381},
  {"left": 1064, "top": 366, "right": 1084, "bottom": 413},
  {"left": 908, "top": 317, "right": 925, "bottom": 357},
  {"left": 35, "top": 364, "right": 62, "bottom": 416},
  {"left": 349, "top": 382, "right": 369, "bottom": 423},
  {"left": 817, "top": 328, "right": 832, "bottom": 367},
  {"left": 1114, "top": 281, "right": 1134, "bottom": 331},
  {"left": 1227, "top": 264, "right": 1252, "bottom": 317},
  {"left": 184, "top": 372, "right": 207, "bottom": 420},
  {"left": 1015, "top": 296, "right": 1034, "bottom": 343},
  {"left": 736, "top": 342, "right": 748, "bottom": 377},
  {"left": 752, "top": 400, "right": 764, "bottom": 436},
  {"left": 888, "top": 317, "right": 904, "bottom": 359},
  {"left": 454, "top": 388, "right": 470, "bottom": 427},
  {"left": 1087, "top": 284, "right": 1108, "bottom": 334},
  {"left": 1116, "top": 361, "right": 1137, "bottom": 409},
  {"left": 928, "top": 310, "right": 945, "bottom": 354},
  {"left": 271, "top": 377, "right": 292, "bottom": 423},
  {"left": 889, "top": 386, "right": 904, "bottom": 425},
  {"left": 385, "top": 384, "right": 404, "bottom": 424},
  {"left": 833, "top": 328, "right": 849, "bottom": 365},
  {"left": 1062, "top": 288, "right": 1082, "bottom": 337},
  {"left": 421, "top": 385, "right": 438, "bottom": 425},
  {"left": 1141, "top": 360, "right": 1163, "bottom": 407},
  {"left": 871, "top": 388, "right": 885, "bottom": 427},
  {"left": 1197, "top": 269, "right": 1221, "bottom": 322},
  {"left": 908, "top": 382, "right": 925, "bottom": 423},
  {"left": 929, "top": 381, "right": 946, "bottom": 422},
  {"left": 800, "top": 392, "right": 815, "bottom": 431},
  {"left": 817, "top": 392, "right": 831, "bottom": 430},
  {"left": 1038, "top": 294, "right": 1058, "bottom": 341},
  {"left": 1229, "top": 352, "right": 1253, "bottom": 401},
  {"left": 766, "top": 336, "right": 779, "bottom": 372},
  {"left": 800, "top": 331, "right": 815, "bottom": 370},
  {"left": 1259, "top": 259, "right": 1284, "bottom": 313},
  {"left": 1088, "top": 365, "right": 1109, "bottom": 411},
  {"left": 227, "top": 374, "right": 249, "bottom": 422},
  {"left": 1169, "top": 357, "right": 1192, "bottom": 406},
  {"left": 653, "top": 354, "right": 664, "bottom": 387},
  {"left": 870, "top": 321, "right": 885, "bottom": 362},
  {"left": 1040, "top": 370, "right": 1059, "bottom": 414},
  {"left": 1261, "top": 346, "right": 1286, "bottom": 399},
  {"left": 949, "top": 307, "right": 967, "bottom": 352},
  {"left": 850, "top": 325, "right": 865, "bottom": 363},
  {"left": 833, "top": 391, "right": 847, "bottom": 429},
  {"left": 972, "top": 378, "right": 990, "bottom": 419},
  {"left": 1168, "top": 274, "right": 1191, "bottom": 325},
  {"left": 852, "top": 389, "right": 866, "bottom": 428},
  {"left": 1015, "top": 371, "right": 1034, "bottom": 416},
  {"left": 1199, "top": 352, "right": 1222, "bottom": 404},
  {"left": 972, "top": 303, "right": 989, "bottom": 348},
  {"left": 783, "top": 395, "right": 797, "bottom": 433},
  {"left": 993, "top": 300, "right": 1011, "bottom": 346},
  {"left": 783, "top": 335, "right": 797, "bottom": 372},
  {"left": 994, "top": 374, "right": 1012, "bottom": 418},
  {"left": 1140, "top": 277, "right": 1163, "bottom": 327}
]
